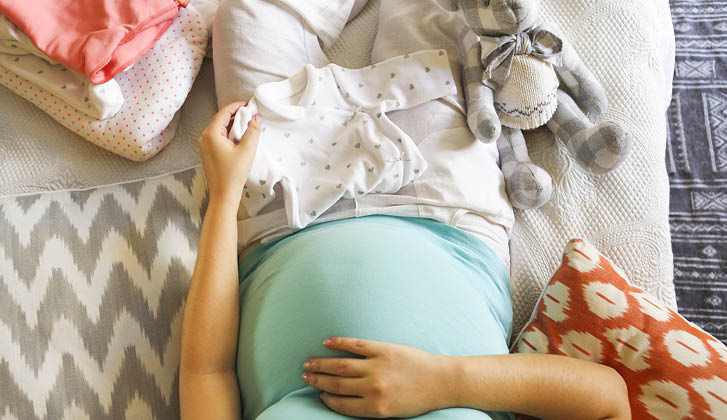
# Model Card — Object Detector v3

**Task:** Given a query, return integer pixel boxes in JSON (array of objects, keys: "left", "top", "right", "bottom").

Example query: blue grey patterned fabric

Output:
[{"left": 668, "top": 1, "right": 727, "bottom": 344}]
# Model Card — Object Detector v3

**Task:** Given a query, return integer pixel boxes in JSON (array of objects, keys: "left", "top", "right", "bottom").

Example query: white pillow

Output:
[{"left": 508, "top": 0, "right": 676, "bottom": 335}]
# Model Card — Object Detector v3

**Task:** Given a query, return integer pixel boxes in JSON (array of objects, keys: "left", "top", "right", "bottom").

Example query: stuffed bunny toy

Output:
[{"left": 456, "top": 0, "right": 633, "bottom": 209}]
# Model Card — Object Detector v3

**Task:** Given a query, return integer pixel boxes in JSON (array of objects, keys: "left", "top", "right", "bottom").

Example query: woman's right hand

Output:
[{"left": 199, "top": 101, "right": 261, "bottom": 207}]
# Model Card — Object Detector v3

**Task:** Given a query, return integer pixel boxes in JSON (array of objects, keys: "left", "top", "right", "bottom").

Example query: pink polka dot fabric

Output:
[{"left": 0, "top": 6, "right": 207, "bottom": 161}]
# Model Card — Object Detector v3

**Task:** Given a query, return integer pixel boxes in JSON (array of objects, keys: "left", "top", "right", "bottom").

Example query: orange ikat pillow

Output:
[{"left": 512, "top": 239, "right": 727, "bottom": 420}]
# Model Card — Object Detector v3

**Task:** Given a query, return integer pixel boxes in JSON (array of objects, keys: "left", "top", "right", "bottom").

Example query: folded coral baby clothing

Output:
[
  {"left": 0, "top": 0, "right": 188, "bottom": 84},
  {"left": 229, "top": 49, "right": 457, "bottom": 229},
  {"left": 0, "top": 15, "right": 124, "bottom": 120},
  {"left": 0, "top": 4, "right": 208, "bottom": 160}
]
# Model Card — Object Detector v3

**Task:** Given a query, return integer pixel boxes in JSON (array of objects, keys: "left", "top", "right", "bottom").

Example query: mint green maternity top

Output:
[{"left": 237, "top": 215, "right": 515, "bottom": 419}]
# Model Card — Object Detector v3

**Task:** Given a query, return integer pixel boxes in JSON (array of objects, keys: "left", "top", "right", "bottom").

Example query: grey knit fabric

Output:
[{"left": 456, "top": 0, "right": 633, "bottom": 209}]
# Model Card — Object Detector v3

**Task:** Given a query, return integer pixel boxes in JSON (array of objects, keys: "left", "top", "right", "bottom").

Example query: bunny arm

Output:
[
  {"left": 540, "top": 21, "right": 609, "bottom": 122},
  {"left": 463, "top": 41, "right": 502, "bottom": 143}
]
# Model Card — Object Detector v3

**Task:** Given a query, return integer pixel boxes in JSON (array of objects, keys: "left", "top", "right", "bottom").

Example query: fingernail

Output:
[
  {"left": 302, "top": 373, "right": 310, "bottom": 382},
  {"left": 303, "top": 361, "right": 311, "bottom": 369},
  {"left": 323, "top": 339, "right": 332, "bottom": 347}
]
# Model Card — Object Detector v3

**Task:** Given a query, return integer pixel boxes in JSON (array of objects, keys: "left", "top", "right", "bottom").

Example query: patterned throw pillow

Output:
[
  {"left": 0, "top": 167, "right": 206, "bottom": 419},
  {"left": 512, "top": 239, "right": 727, "bottom": 420}
]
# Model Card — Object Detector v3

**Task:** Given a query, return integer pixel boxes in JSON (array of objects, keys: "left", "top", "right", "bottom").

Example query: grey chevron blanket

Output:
[{"left": 0, "top": 168, "right": 206, "bottom": 419}]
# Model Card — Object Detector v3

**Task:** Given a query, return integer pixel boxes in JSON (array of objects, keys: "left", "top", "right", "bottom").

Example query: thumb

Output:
[
  {"left": 235, "top": 114, "right": 261, "bottom": 155},
  {"left": 211, "top": 101, "right": 247, "bottom": 138}
]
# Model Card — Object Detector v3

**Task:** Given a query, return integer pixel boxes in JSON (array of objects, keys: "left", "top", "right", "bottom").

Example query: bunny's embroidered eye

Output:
[{"left": 482, "top": 0, "right": 491, "bottom": 6}]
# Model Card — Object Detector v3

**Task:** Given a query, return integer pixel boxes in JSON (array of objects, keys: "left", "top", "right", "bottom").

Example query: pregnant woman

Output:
[{"left": 179, "top": 0, "right": 631, "bottom": 419}]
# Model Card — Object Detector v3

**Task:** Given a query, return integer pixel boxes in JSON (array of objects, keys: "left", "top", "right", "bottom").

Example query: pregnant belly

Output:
[{"left": 236, "top": 216, "right": 512, "bottom": 420}]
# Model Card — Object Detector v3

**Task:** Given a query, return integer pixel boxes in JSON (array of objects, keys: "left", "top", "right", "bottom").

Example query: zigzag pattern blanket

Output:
[{"left": 0, "top": 168, "right": 206, "bottom": 419}]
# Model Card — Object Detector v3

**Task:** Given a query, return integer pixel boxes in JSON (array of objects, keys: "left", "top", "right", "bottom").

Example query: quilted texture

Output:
[
  {"left": 0, "top": 5, "right": 207, "bottom": 161},
  {"left": 509, "top": 0, "right": 677, "bottom": 336},
  {"left": 0, "top": 168, "right": 207, "bottom": 419},
  {"left": 513, "top": 239, "right": 727, "bottom": 420}
]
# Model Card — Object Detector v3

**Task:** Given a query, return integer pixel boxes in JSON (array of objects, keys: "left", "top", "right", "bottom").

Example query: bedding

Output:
[
  {"left": 666, "top": 0, "right": 727, "bottom": 344},
  {"left": 508, "top": 0, "right": 677, "bottom": 335},
  {"left": 0, "top": 0, "right": 685, "bottom": 418},
  {"left": 0, "top": 58, "right": 215, "bottom": 196},
  {"left": 0, "top": 3, "right": 208, "bottom": 161},
  {"left": 3, "top": 0, "right": 676, "bottom": 308},
  {"left": 0, "top": 167, "right": 206, "bottom": 419}
]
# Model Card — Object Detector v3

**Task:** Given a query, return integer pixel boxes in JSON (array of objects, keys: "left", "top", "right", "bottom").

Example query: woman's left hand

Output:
[{"left": 302, "top": 337, "right": 454, "bottom": 418}]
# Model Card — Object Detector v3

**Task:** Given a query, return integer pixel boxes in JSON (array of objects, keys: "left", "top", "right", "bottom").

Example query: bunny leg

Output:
[
  {"left": 463, "top": 41, "right": 501, "bottom": 143},
  {"left": 547, "top": 89, "right": 632, "bottom": 174},
  {"left": 498, "top": 127, "right": 553, "bottom": 209}
]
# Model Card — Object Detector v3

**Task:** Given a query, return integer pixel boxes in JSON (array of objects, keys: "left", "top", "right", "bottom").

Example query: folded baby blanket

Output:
[
  {"left": 0, "top": 15, "right": 124, "bottom": 120},
  {"left": 0, "top": 0, "right": 188, "bottom": 84},
  {"left": 0, "top": 4, "right": 207, "bottom": 160}
]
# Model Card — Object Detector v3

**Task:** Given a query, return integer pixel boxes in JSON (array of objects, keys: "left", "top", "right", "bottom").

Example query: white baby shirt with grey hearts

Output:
[{"left": 231, "top": 49, "right": 457, "bottom": 229}]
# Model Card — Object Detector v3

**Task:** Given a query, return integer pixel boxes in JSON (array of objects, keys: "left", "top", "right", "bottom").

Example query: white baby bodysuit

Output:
[{"left": 229, "top": 49, "right": 457, "bottom": 229}]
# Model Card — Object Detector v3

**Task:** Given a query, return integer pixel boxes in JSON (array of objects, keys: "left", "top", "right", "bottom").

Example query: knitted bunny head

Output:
[{"left": 458, "top": 0, "right": 541, "bottom": 36}]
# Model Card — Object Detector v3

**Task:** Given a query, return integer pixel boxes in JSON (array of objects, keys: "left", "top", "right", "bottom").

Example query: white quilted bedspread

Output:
[
  {"left": 509, "top": 0, "right": 677, "bottom": 334},
  {"left": 0, "top": 0, "right": 676, "bottom": 336}
]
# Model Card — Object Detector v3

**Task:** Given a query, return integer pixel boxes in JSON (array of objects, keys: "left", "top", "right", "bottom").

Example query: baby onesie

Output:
[{"left": 229, "top": 49, "right": 457, "bottom": 229}]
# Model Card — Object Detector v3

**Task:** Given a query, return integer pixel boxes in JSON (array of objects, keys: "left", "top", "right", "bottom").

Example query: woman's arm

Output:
[
  {"left": 179, "top": 102, "right": 260, "bottom": 420},
  {"left": 446, "top": 352, "right": 631, "bottom": 420},
  {"left": 303, "top": 337, "right": 631, "bottom": 420}
]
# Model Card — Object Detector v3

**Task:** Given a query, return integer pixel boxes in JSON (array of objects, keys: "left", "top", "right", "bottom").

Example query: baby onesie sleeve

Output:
[
  {"left": 331, "top": 49, "right": 457, "bottom": 113},
  {"left": 237, "top": 100, "right": 284, "bottom": 217}
]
